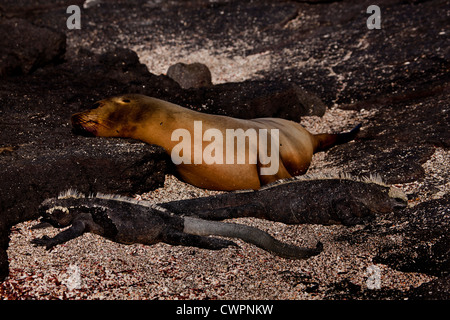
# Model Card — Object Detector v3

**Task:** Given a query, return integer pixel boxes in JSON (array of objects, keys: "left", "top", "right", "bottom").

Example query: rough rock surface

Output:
[
  {"left": 167, "top": 62, "right": 212, "bottom": 89},
  {"left": 0, "top": 0, "right": 448, "bottom": 300},
  {"left": 373, "top": 195, "right": 449, "bottom": 277},
  {"left": 0, "top": 44, "right": 174, "bottom": 280},
  {"left": 0, "top": 18, "right": 66, "bottom": 77}
]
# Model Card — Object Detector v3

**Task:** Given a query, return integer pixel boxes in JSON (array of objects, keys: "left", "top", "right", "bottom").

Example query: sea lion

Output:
[{"left": 71, "top": 94, "right": 360, "bottom": 191}]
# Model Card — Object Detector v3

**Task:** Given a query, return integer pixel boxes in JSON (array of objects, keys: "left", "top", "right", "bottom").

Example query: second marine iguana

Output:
[
  {"left": 31, "top": 190, "right": 322, "bottom": 259},
  {"left": 159, "top": 174, "right": 408, "bottom": 226}
]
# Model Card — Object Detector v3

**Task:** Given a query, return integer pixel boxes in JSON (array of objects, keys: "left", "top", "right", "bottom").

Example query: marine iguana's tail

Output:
[
  {"left": 183, "top": 217, "right": 322, "bottom": 259},
  {"left": 312, "top": 123, "right": 362, "bottom": 153}
]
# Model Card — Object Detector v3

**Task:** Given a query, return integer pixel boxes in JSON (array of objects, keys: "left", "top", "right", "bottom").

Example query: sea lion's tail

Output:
[
  {"left": 312, "top": 123, "right": 361, "bottom": 153},
  {"left": 183, "top": 217, "right": 323, "bottom": 259}
]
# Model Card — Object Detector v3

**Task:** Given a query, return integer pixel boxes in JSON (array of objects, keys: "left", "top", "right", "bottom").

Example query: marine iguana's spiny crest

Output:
[
  {"left": 55, "top": 189, "right": 171, "bottom": 213},
  {"left": 231, "top": 172, "right": 408, "bottom": 203}
]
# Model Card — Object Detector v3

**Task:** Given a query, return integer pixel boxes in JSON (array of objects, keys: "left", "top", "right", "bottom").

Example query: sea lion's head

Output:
[{"left": 71, "top": 94, "right": 150, "bottom": 137}]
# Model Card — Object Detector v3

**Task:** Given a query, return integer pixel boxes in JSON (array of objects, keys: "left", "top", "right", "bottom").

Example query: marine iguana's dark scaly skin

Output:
[
  {"left": 31, "top": 192, "right": 322, "bottom": 260},
  {"left": 160, "top": 176, "right": 408, "bottom": 226},
  {"left": 31, "top": 176, "right": 406, "bottom": 259}
]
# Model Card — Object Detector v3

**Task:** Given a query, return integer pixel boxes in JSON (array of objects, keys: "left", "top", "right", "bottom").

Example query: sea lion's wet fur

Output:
[{"left": 71, "top": 94, "right": 361, "bottom": 191}]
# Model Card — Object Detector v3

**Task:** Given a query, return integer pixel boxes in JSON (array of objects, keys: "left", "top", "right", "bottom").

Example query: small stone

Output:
[{"left": 166, "top": 62, "right": 212, "bottom": 89}]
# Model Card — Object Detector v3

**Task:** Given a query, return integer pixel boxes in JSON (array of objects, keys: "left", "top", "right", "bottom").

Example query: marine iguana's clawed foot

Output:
[
  {"left": 31, "top": 236, "right": 56, "bottom": 251},
  {"left": 311, "top": 241, "right": 323, "bottom": 256},
  {"left": 196, "top": 236, "right": 238, "bottom": 250},
  {"left": 162, "top": 231, "right": 238, "bottom": 251}
]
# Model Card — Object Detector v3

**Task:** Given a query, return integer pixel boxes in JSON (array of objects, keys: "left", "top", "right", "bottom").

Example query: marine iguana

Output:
[
  {"left": 159, "top": 174, "right": 408, "bottom": 226},
  {"left": 31, "top": 190, "right": 322, "bottom": 259}
]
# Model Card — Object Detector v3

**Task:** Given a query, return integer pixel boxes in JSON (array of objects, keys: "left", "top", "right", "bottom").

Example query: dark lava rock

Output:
[
  {"left": 373, "top": 195, "right": 450, "bottom": 278},
  {"left": 325, "top": 88, "right": 449, "bottom": 184},
  {"left": 325, "top": 277, "right": 450, "bottom": 300},
  {"left": 0, "top": 47, "right": 173, "bottom": 281},
  {"left": 408, "top": 276, "right": 450, "bottom": 300},
  {"left": 338, "top": 195, "right": 449, "bottom": 278},
  {"left": 182, "top": 81, "right": 326, "bottom": 120},
  {"left": 325, "top": 271, "right": 450, "bottom": 300},
  {"left": 0, "top": 18, "right": 66, "bottom": 76},
  {"left": 167, "top": 62, "right": 213, "bottom": 89},
  {"left": 324, "top": 279, "right": 407, "bottom": 300},
  {"left": 331, "top": 196, "right": 449, "bottom": 300}
]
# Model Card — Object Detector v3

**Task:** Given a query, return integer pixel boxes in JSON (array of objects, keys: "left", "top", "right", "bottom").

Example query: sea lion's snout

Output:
[{"left": 71, "top": 112, "right": 97, "bottom": 137}]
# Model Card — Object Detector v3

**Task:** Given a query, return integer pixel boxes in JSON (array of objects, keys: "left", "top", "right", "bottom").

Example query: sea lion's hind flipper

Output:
[
  {"left": 336, "top": 123, "right": 362, "bottom": 145},
  {"left": 313, "top": 123, "right": 362, "bottom": 153}
]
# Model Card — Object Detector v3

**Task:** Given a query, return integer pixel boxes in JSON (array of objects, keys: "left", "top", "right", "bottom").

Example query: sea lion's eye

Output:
[{"left": 122, "top": 99, "right": 130, "bottom": 103}]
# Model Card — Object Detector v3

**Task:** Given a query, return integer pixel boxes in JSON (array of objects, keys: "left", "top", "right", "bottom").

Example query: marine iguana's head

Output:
[
  {"left": 328, "top": 177, "right": 408, "bottom": 225},
  {"left": 344, "top": 179, "right": 408, "bottom": 213},
  {"left": 37, "top": 190, "right": 88, "bottom": 228},
  {"left": 36, "top": 189, "right": 155, "bottom": 229},
  {"left": 273, "top": 173, "right": 409, "bottom": 225},
  {"left": 38, "top": 203, "right": 75, "bottom": 228}
]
